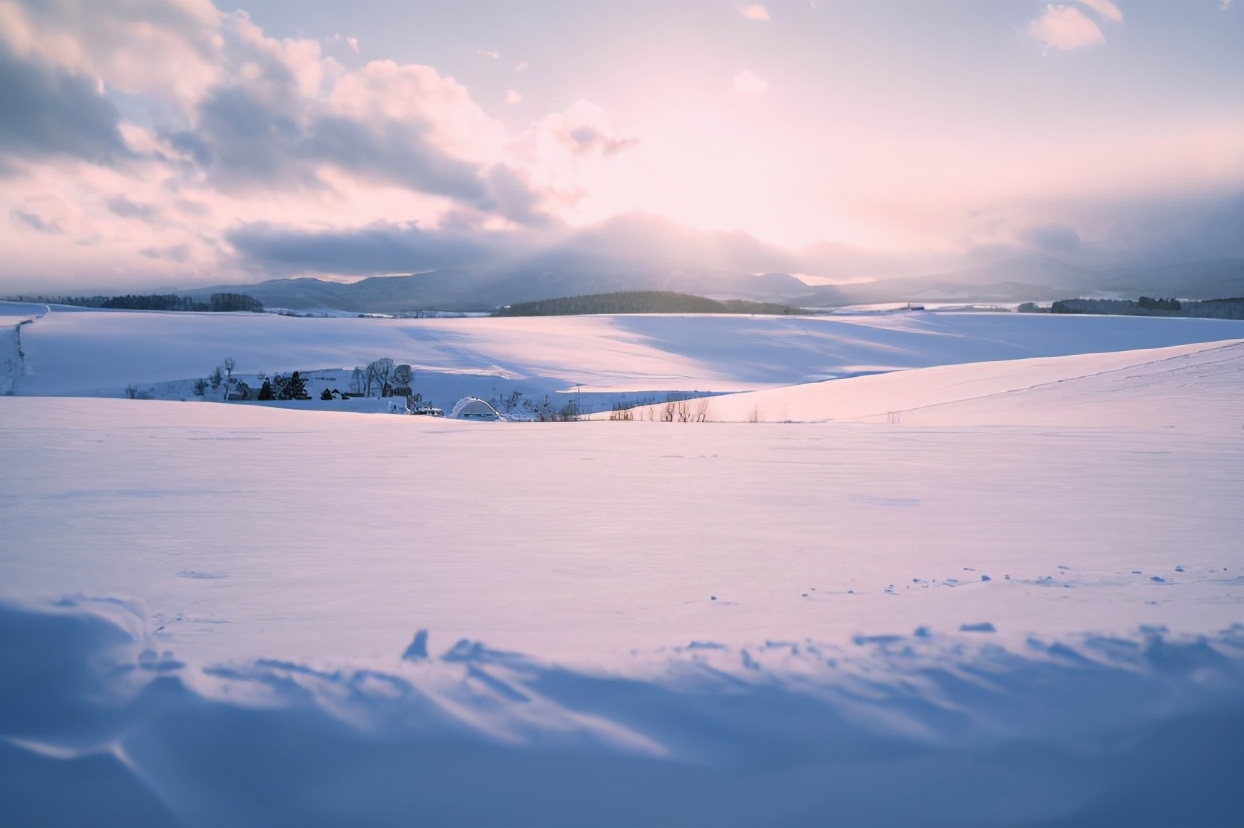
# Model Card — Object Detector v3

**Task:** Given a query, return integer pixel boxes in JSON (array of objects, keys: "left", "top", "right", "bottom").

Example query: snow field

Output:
[
  {"left": 1, "top": 305, "right": 1242, "bottom": 824},
  {"left": 9, "top": 303, "right": 1244, "bottom": 409}
]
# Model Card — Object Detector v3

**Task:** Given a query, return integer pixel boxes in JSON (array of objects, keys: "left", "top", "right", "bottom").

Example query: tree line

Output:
[
  {"left": 496, "top": 291, "right": 794, "bottom": 317},
  {"left": 1020, "top": 297, "right": 1244, "bottom": 320},
  {"left": 7, "top": 292, "right": 263, "bottom": 313}
]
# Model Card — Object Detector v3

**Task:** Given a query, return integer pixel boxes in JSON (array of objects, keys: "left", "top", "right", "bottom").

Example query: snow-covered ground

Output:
[
  {"left": 1, "top": 304, "right": 1242, "bottom": 825},
  {"left": 5, "top": 302, "right": 1243, "bottom": 411}
]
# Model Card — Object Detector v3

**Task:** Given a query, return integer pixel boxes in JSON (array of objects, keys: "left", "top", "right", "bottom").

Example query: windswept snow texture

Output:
[
  {"left": 2, "top": 598, "right": 1242, "bottom": 827},
  {"left": 1, "top": 307, "right": 1243, "bottom": 825}
]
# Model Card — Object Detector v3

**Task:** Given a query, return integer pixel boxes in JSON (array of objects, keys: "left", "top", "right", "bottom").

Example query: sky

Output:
[{"left": 1, "top": 0, "right": 1241, "bottom": 293}]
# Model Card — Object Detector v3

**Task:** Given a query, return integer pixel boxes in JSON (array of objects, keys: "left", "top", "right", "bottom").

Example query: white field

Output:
[{"left": 2, "top": 303, "right": 1243, "bottom": 826}]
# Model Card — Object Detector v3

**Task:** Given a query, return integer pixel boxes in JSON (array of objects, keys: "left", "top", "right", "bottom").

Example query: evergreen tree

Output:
[{"left": 280, "top": 371, "right": 310, "bottom": 400}]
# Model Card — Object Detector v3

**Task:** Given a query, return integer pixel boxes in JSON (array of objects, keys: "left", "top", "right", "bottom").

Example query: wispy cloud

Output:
[
  {"left": 479, "top": 49, "right": 500, "bottom": 61},
  {"left": 327, "top": 34, "right": 359, "bottom": 53},
  {"left": 1027, "top": 5, "right": 1106, "bottom": 51},
  {"left": 739, "top": 4, "right": 770, "bottom": 22},
  {"left": 514, "top": 61, "right": 529, "bottom": 72},
  {"left": 734, "top": 70, "right": 768, "bottom": 94},
  {"left": 11, "top": 209, "right": 62, "bottom": 234},
  {"left": 565, "top": 125, "right": 638, "bottom": 156},
  {"left": 506, "top": 89, "right": 523, "bottom": 105},
  {"left": 1075, "top": 0, "right": 1124, "bottom": 23}
]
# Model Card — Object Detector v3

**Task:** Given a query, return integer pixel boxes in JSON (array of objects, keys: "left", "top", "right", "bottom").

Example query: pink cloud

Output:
[
  {"left": 1075, "top": 0, "right": 1124, "bottom": 24},
  {"left": 1027, "top": 5, "right": 1106, "bottom": 51},
  {"left": 734, "top": 70, "right": 768, "bottom": 94},
  {"left": 739, "top": 4, "right": 770, "bottom": 22}
]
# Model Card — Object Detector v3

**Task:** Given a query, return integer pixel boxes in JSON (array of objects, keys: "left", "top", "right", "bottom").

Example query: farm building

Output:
[{"left": 450, "top": 397, "right": 502, "bottom": 420}]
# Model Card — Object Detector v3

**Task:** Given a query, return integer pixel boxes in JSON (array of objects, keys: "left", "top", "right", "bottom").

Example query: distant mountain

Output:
[
  {"left": 194, "top": 211, "right": 818, "bottom": 311},
  {"left": 497, "top": 291, "right": 793, "bottom": 317},
  {"left": 794, "top": 257, "right": 1244, "bottom": 307},
  {"left": 1093, "top": 259, "right": 1244, "bottom": 300},
  {"left": 184, "top": 267, "right": 811, "bottom": 313},
  {"left": 189, "top": 209, "right": 1244, "bottom": 314}
]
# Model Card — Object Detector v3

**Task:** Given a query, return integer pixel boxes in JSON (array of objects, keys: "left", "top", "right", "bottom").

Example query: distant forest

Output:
[
  {"left": 497, "top": 291, "right": 794, "bottom": 317},
  {"left": 5, "top": 293, "right": 263, "bottom": 313},
  {"left": 1020, "top": 296, "right": 1244, "bottom": 320}
]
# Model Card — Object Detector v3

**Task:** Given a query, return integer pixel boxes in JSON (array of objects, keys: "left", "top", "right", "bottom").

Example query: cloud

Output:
[
  {"left": 1026, "top": 5, "right": 1106, "bottom": 51},
  {"left": 478, "top": 49, "right": 500, "bottom": 60},
  {"left": 11, "top": 209, "right": 63, "bottom": 234},
  {"left": 0, "top": 38, "right": 130, "bottom": 170},
  {"left": 734, "top": 70, "right": 768, "bottom": 94},
  {"left": 565, "top": 125, "right": 638, "bottom": 156},
  {"left": 482, "top": 164, "right": 554, "bottom": 226},
  {"left": 514, "top": 60, "right": 529, "bottom": 72},
  {"left": 1074, "top": 0, "right": 1124, "bottom": 23},
  {"left": 225, "top": 220, "right": 505, "bottom": 275},
  {"left": 327, "top": 33, "right": 360, "bottom": 53},
  {"left": 0, "top": 0, "right": 224, "bottom": 109},
  {"left": 507, "top": 89, "right": 523, "bottom": 105},
  {"left": 106, "top": 196, "right": 159, "bottom": 222},
  {"left": 0, "top": 1, "right": 647, "bottom": 288},
  {"left": 169, "top": 49, "right": 540, "bottom": 215},
  {"left": 739, "top": 4, "right": 770, "bottom": 21},
  {"left": 1019, "top": 223, "right": 1083, "bottom": 253},
  {"left": 140, "top": 243, "right": 190, "bottom": 262}
]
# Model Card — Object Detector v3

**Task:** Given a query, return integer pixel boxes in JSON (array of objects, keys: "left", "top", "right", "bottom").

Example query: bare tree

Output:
[
  {"left": 365, "top": 357, "right": 395, "bottom": 397},
  {"left": 221, "top": 357, "right": 235, "bottom": 400}
]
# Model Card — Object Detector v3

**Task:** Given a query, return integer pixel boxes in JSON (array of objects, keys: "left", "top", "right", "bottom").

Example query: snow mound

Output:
[
  {"left": 2, "top": 596, "right": 1242, "bottom": 827},
  {"left": 608, "top": 339, "right": 1244, "bottom": 428}
]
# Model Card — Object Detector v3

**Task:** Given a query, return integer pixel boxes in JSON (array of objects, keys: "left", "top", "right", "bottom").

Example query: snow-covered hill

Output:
[
  {"left": 5, "top": 302, "right": 1244, "bottom": 412},
  {"left": 1, "top": 305, "right": 1241, "bottom": 825}
]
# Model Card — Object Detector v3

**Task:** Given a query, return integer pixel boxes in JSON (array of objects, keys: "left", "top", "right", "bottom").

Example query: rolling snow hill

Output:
[{"left": 1, "top": 305, "right": 1241, "bottom": 825}]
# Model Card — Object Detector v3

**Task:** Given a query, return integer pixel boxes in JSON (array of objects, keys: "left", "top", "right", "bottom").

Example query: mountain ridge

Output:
[{"left": 179, "top": 256, "right": 1244, "bottom": 312}]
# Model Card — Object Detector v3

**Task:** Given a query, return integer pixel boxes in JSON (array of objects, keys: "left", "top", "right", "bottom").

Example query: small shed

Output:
[{"left": 450, "top": 397, "right": 502, "bottom": 421}]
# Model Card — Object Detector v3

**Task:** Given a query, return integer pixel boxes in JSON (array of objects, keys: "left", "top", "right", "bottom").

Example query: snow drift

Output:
[{"left": 3, "top": 597, "right": 1242, "bottom": 827}]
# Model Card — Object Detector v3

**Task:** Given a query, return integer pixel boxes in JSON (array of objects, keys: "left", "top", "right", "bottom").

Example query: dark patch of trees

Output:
[
  {"left": 264, "top": 371, "right": 310, "bottom": 400},
  {"left": 1048, "top": 297, "right": 1243, "bottom": 319},
  {"left": 6, "top": 292, "right": 262, "bottom": 313},
  {"left": 496, "top": 291, "right": 794, "bottom": 317}
]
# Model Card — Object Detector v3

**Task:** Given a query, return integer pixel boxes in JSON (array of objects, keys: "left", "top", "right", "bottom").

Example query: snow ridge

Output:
[{"left": 2, "top": 596, "right": 1242, "bottom": 827}]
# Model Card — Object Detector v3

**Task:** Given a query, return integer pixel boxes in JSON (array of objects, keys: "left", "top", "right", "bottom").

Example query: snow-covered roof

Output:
[{"left": 449, "top": 396, "right": 502, "bottom": 420}]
